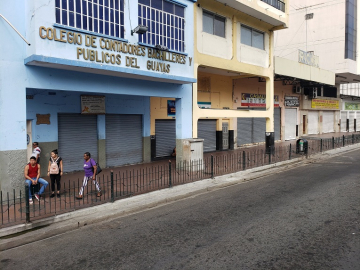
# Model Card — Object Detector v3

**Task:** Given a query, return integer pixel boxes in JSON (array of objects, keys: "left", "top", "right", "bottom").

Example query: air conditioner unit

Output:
[
  {"left": 311, "top": 88, "right": 318, "bottom": 99},
  {"left": 295, "top": 86, "right": 302, "bottom": 94}
]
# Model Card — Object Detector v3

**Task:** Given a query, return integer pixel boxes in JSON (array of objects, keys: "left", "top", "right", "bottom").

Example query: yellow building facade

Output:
[{"left": 151, "top": 0, "right": 289, "bottom": 159}]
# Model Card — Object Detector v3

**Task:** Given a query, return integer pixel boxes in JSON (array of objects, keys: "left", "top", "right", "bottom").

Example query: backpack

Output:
[{"left": 49, "top": 157, "right": 60, "bottom": 174}]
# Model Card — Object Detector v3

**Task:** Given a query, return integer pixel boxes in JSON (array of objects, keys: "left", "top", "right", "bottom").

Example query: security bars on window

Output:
[
  {"left": 55, "top": 0, "right": 124, "bottom": 39},
  {"left": 138, "top": 1, "right": 185, "bottom": 52}
]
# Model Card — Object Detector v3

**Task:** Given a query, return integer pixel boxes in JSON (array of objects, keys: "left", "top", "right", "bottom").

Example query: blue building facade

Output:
[{"left": 0, "top": 0, "right": 196, "bottom": 192}]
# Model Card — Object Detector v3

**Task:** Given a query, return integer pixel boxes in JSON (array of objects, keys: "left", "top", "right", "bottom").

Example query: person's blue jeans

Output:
[{"left": 25, "top": 178, "right": 48, "bottom": 198}]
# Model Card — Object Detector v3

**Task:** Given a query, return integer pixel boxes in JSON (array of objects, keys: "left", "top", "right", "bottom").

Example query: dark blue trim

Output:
[
  {"left": 24, "top": 55, "right": 196, "bottom": 83},
  {"left": 53, "top": 24, "right": 129, "bottom": 43},
  {"left": 165, "top": 0, "right": 187, "bottom": 7},
  {"left": 138, "top": 42, "right": 188, "bottom": 56}
]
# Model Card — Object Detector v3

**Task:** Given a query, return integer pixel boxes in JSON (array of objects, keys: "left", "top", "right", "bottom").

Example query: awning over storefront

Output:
[{"left": 274, "top": 56, "right": 335, "bottom": 86}]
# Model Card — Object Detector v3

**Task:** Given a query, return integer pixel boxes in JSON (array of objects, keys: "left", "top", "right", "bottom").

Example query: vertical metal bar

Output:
[
  {"left": 69, "top": 179, "right": 71, "bottom": 209},
  {"left": 13, "top": 189, "right": 16, "bottom": 222},
  {"left": 169, "top": 160, "right": 172, "bottom": 187},
  {"left": 111, "top": 170, "right": 114, "bottom": 202},
  {"left": 242, "top": 151, "right": 245, "bottom": 170},
  {"left": 211, "top": 155, "right": 214, "bottom": 179},
  {"left": 7, "top": 192, "right": 10, "bottom": 222},
  {"left": 343, "top": 135, "right": 345, "bottom": 147},
  {"left": 289, "top": 144, "right": 292, "bottom": 160},
  {"left": 25, "top": 184, "right": 30, "bottom": 223},
  {"left": 320, "top": 139, "right": 323, "bottom": 153},
  {"left": 20, "top": 190, "right": 22, "bottom": 221}
]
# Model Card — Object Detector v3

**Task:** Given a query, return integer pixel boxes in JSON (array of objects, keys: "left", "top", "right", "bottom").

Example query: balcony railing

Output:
[{"left": 261, "top": 0, "right": 285, "bottom": 12}]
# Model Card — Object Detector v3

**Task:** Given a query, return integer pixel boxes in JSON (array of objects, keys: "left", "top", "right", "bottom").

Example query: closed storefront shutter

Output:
[
  {"left": 285, "top": 108, "right": 297, "bottom": 140},
  {"left": 237, "top": 117, "right": 252, "bottom": 146},
  {"left": 253, "top": 117, "right": 266, "bottom": 143},
  {"left": 349, "top": 111, "right": 355, "bottom": 132},
  {"left": 155, "top": 120, "right": 176, "bottom": 157},
  {"left": 308, "top": 111, "right": 319, "bottom": 134},
  {"left": 198, "top": 120, "right": 217, "bottom": 152},
  {"left": 58, "top": 114, "right": 98, "bottom": 173},
  {"left": 322, "top": 111, "right": 334, "bottom": 133},
  {"left": 341, "top": 111, "right": 347, "bottom": 132},
  {"left": 106, "top": 115, "right": 143, "bottom": 167},
  {"left": 274, "top": 107, "right": 281, "bottom": 141}
]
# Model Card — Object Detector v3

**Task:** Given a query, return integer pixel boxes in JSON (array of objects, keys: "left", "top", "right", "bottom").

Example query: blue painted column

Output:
[
  {"left": 175, "top": 84, "right": 194, "bottom": 165},
  {"left": 0, "top": 0, "right": 28, "bottom": 193}
]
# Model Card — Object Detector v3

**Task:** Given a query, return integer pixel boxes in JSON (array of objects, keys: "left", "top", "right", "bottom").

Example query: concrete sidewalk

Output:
[{"left": 1, "top": 140, "right": 360, "bottom": 251}]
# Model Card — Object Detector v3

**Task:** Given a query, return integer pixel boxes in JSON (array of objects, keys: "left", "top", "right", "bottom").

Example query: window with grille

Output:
[
  {"left": 241, "top": 25, "right": 264, "bottom": 50},
  {"left": 138, "top": 0, "right": 185, "bottom": 52},
  {"left": 55, "top": 0, "right": 125, "bottom": 39}
]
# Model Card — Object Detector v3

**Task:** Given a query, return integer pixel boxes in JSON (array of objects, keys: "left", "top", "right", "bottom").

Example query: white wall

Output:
[{"left": 274, "top": 0, "right": 353, "bottom": 74}]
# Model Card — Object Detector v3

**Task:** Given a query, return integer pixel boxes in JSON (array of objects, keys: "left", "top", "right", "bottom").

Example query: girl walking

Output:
[{"left": 47, "top": 149, "right": 63, "bottom": 198}]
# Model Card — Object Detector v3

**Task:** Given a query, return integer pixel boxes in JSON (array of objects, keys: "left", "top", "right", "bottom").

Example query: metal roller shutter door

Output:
[
  {"left": 349, "top": 111, "right": 355, "bottom": 132},
  {"left": 106, "top": 115, "right": 143, "bottom": 167},
  {"left": 58, "top": 114, "right": 98, "bottom": 172},
  {"left": 155, "top": 120, "right": 176, "bottom": 157},
  {"left": 237, "top": 118, "right": 252, "bottom": 146},
  {"left": 253, "top": 117, "right": 266, "bottom": 143},
  {"left": 285, "top": 108, "right": 297, "bottom": 140},
  {"left": 322, "top": 111, "right": 334, "bottom": 133},
  {"left": 340, "top": 111, "right": 347, "bottom": 132},
  {"left": 198, "top": 120, "right": 217, "bottom": 152},
  {"left": 308, "top": 111, "right": 319, "bottom": 134},
  {"left": 274, "top": 107, "right": 281, "bottom": 141}
]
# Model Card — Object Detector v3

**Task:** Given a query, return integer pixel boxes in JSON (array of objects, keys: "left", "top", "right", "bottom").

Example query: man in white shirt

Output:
[{"left": 31, "top": 142, "right": 41, "bottom": 164}]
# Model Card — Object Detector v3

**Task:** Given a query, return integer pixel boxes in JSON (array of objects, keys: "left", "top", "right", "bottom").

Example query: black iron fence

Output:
[
  {"left": 1, "top": 134, "right": 360, "bottom": 228},
  {"left": 261, "top": 0, "right": 285, "bottom": 12}
]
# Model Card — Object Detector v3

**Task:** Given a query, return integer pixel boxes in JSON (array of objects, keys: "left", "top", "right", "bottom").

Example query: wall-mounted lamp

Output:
[
  {"left": 131, "top": 25, "right": 148, "bottom": 36},
  {"left": 155, "top": 44, "right": 169, "bottom": 51}
]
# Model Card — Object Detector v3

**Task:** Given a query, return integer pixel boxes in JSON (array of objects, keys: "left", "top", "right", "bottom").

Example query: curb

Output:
[{"left": 1, "top": 143, "right": 359, "bottom": 251}]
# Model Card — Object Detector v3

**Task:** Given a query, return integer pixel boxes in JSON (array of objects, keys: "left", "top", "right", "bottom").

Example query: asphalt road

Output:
[{"left": 1, "top": 150, "right": 360, "bottom": 270}]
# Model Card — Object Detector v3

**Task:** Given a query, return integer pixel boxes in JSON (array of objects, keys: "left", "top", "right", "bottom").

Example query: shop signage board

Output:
[
  {"left": 81, "top": 95, "right": 106, "bottom": 114},
  {"left": 37, "top": 26, "right": 192, "bottom": 76},
  {"left": 345, "top": 103, "right": 360, "bottom": 110},
  {"left": 284, "top": 96, "right": 299, "bottom": 107},
  {"left": 241, "top": 93, "right": 279, "bottom": 107},
  {"left": 298, "top": 49, "right": 319, "bottom": 68},
  {"left": 198, "top": 102, "right": 211, "bottom": 109},
  {"left": 311, "top": 99, "right": 339, "bottom": 109},
  {"left": 167, "top": 100, "right": 176, "bottom": 116}
]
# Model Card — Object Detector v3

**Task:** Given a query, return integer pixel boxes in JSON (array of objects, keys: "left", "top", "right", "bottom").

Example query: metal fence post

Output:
[
  {"left": 168, "top": 160, "right": 172, "bottom": 187},
  {"left": 25, "top": 184, "right": 30, "bottom": 223},
  {"left": 242, "top": 151, "right": 246, "bottom": 170},
  {"left": 211, "top": 155, "right": 214, "bottom": 179},
  {"left": 289, "top": 144, "right": 292, "bottom": 160},
  {"left": 268, "top": 153, "right": 271, "bottom": 164},
  {"left": 343, "top": 135, "right": 345, "bottom": 147},
  {"left": 320, "top": 139, "right": 323, "bottom": 153},
  {"left": 110, "top": 170, "right": 114, "bottom": 202},
  {"left": 352, "top": 134, "right": 355, "bottom": 144},
  {"left": 332, "top": 137, "right": 335, "bottom": 149}
]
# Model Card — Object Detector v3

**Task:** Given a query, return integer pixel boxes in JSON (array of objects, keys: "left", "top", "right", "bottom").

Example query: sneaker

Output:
[
  {"left": 29, "top": 199, "right": 33, "bottom": 205},
  {"left": 50, "top": 193, "right": 55, "bottom": 198},
  {"left": 34, "top": 194, "right": 40, "bottom": 201},
  {"left": 57, "top": 194, "right": 60, "bottom": 198},
  {"left": 97, "top": 191, "right": 102, "bottom": 197},
  {"left": 76, "top": 195, "right": 83, "bottom": 200}
]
